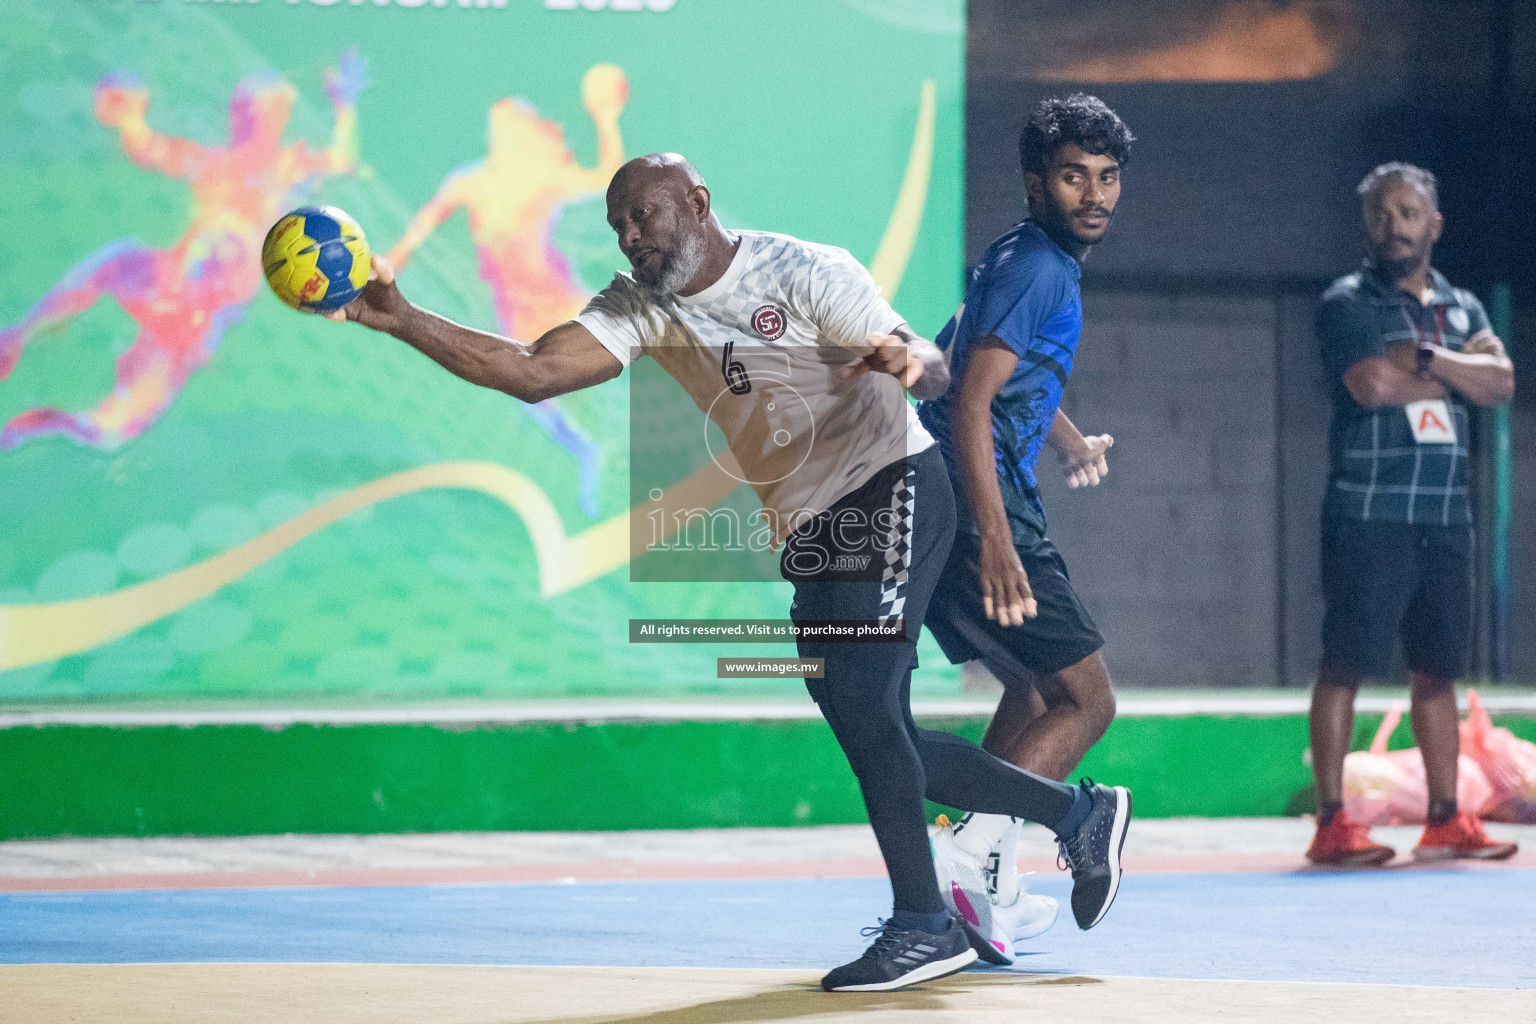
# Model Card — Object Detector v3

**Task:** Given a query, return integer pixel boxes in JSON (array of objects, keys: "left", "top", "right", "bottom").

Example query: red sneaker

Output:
[
  {"left": 1306, "top": 811, "right": 1395, "bottom": 867},
  {"left": 1413, "top": 812, "right": 1519, "bottom": 862}
]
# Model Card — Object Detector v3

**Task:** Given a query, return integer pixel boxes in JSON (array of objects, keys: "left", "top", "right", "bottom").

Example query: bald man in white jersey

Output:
[{"left": 325, "top": 153, "right": 1129, "bottom": 992}]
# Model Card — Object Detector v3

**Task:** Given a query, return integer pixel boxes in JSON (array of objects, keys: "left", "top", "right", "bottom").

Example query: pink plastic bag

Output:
[
  {"left": 1461, "top": 689, "right": 1536, "bottom": 824},
  {"left": 1341, "top": 702, "right": 1494, "bottom": 826}
]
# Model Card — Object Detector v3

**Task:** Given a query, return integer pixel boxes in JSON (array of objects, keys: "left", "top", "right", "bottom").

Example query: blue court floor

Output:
[{"left": 3, "top": 869, "right": 1533, "bottom": 989}]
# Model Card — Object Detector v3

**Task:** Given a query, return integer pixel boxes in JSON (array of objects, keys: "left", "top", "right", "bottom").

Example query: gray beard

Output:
[{"left": 637, "top": 233, "right": 706, "bottom": 297}]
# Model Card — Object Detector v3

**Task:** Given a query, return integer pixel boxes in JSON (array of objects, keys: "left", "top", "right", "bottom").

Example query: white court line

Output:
[{"left": 0, "top": 693, "right": 1532, "bottom": 728}]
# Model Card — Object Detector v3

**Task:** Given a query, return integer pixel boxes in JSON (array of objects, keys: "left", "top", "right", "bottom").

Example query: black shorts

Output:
[
  {"left": 1320, "top": 518, "right": 1473, "bottom": 680},
  {"left": 924, "top": 528, "right": 1104, "bottom": 680},
  {"left": 781, "top": 445, "right": 954, "bottom": 653}
]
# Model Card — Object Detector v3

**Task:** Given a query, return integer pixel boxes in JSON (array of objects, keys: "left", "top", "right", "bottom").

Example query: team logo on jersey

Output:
[
  {"left": 751, "top": 304, "right": 786, "bottom": 340},
  {"left": 1447, "top": 307, "right": 1469, "bottom": 334}
]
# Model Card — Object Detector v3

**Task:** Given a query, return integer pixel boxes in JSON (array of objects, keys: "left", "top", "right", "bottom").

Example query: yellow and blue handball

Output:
[{"left": 262, "top": 205, "right": 370, "bottom": 313}]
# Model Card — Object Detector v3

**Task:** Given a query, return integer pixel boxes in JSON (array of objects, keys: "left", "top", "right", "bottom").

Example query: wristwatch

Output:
[{"left": 1416, "top": 343, "right": 1435, "bottom": 378}]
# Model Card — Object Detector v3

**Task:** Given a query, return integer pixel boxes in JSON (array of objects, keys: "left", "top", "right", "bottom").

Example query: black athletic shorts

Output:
[
  {"left": 781, "top": 445, "right": 953, "bottom": 652},
  {"left": 1320, "top": 517, "right": 1473, "bottom": 680},
  {"left": 924, "top": 527, "right": 1104, "bottom": 680}
]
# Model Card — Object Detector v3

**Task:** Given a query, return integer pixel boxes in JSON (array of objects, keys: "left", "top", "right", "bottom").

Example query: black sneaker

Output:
[
  {"left": 1056, "top": 780, "right": 1132, "bottom": 930},
  {"left": 821, "top": 917, "right": 978, "bottom": 992}
]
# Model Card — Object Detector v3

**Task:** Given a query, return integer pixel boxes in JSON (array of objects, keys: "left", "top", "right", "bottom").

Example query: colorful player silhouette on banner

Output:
[
  {"left": 0, "top": 52, "right": 367, "bottom": 449},
  {"left": 386, "top": 65, "right": 629, "bottom": 516}
]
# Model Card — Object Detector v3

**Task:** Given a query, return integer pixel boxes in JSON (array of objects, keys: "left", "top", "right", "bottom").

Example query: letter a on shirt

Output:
[{"left": 1405, "top": 399, "right": 1457, "bottom": 444}]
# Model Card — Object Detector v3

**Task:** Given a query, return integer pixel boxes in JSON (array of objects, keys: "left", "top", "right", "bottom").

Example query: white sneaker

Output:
[
  {"left": 985, "top": 853, "right": 1059, "bottom": 945},
  {"left": 985, "top": 817, "right": 1060, "bottom": 947},
  {"left": 931, "top": 818, "right": 999, "bottom": 960},
  {"left": 994, "top": 887, "right": 1060, "bottom": 956},
  {"left": 933, "top": 817, "right": 1060, "bottom": 965}
]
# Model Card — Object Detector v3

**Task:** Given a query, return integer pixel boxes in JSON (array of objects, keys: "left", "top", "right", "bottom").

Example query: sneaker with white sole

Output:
[
  {"left": 1056, "top": 780, "right": 1132, "bottom": 930},
  {"left": 821, "top": 917, "right": 977, "bottom": 992}
]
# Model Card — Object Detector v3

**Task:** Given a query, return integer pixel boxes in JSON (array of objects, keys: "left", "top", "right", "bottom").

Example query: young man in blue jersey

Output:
[{"left": 918, "top": 94, "right": 1133, "bottom": 964}]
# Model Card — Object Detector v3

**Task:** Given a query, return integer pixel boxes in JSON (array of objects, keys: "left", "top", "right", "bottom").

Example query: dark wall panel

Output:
[
  {"left": 1278, "top": 292, "right": 1332, "bottom": 686},
  {"left": 1036, "top": 288, "right": 1279, "bottom": 688},
  {"left": 966, "top": 0, "right": 1536, "bottom": 292}
]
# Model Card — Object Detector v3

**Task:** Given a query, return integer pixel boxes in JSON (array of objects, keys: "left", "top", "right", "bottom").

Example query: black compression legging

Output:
[{"left": 785, "top": 448, "right": 1079, "bottom": 916}]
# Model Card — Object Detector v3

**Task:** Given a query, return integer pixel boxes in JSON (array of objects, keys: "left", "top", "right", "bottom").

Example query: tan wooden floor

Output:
[{"left": 4, "top": 964, "right": 1533, "bottom": 1024}]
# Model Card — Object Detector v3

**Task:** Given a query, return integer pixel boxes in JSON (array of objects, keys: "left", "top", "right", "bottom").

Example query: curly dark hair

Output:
[{"left": 1019, "top": 94, "right": 1134, "bottom": 180}]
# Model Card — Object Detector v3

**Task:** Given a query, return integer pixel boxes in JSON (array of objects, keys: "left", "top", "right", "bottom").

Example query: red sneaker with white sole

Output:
[
  {"left": 1413, "top": 812, "right": 1519, "bottom": 862},
  {"left": 1306, "top": 811, "right": 1395, "bottom": 867}
]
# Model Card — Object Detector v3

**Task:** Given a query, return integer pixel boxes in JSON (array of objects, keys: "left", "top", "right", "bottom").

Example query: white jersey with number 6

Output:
[{"left": 577, "top": 230, "right": 935, "bottom": 527}]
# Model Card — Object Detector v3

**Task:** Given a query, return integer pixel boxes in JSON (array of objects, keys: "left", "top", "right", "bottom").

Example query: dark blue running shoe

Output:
[
  {"left": 821, "top": 916, "right": 977, "bottom": 992},
  {"left": 1057, "top": 780, "right": 1132, "bottom": 929}
]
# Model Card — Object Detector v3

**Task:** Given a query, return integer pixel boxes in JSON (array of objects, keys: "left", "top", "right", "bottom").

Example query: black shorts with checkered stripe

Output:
[{"left": 779, "top": 445, "right": 948, "bottom": 642}]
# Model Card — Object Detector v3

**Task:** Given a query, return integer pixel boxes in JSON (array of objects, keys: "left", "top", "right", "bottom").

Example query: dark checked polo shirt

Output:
[{"left": 1318, "top": 264, "right": 1490, "bottom": 526}]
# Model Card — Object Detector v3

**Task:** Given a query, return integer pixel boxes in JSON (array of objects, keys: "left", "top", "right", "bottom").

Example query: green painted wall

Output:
[
  {"left": 4, "top": 713, "right": 1532, "bottom": 839},
  {"left": 0, "top": 0, "right": 966, "bottom": 704}
]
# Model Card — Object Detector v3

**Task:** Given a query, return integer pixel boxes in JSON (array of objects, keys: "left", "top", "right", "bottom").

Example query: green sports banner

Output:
[{"left": 0, "top": 0, "right": 964, "bottom": 704}]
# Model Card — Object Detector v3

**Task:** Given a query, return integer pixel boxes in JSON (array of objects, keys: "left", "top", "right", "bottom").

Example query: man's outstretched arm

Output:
[{"left": 329, "top": 256, "right": 622, "bottom": 403}]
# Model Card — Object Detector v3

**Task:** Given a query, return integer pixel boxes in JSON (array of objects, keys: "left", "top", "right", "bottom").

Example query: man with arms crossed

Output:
[
  {"left": 325, "top": 153, "right": 1131, "bottom": 991},
  {"left": 1307, "top": 162, "right": 1516, "bottom": 865},
  {"left": 919, "top": 95, "right": 1132, "bottom": 963}
]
